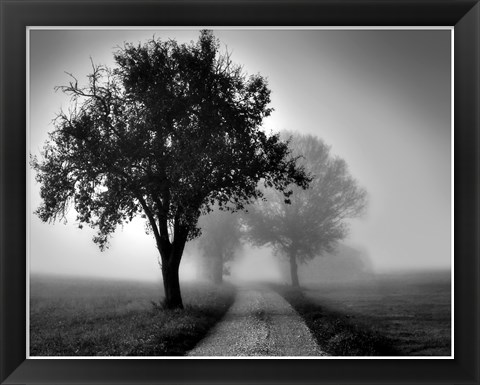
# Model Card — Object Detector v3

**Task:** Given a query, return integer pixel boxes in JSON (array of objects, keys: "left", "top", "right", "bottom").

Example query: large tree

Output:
[
  {"left": 31, "top": 31, "right": 309, "bottom": 309},
  {"left": 196, "top": 208, "right": 243, "bottom": 284},
  {"left": 243, "top": 132, "right": 367, "bottom": 287}
]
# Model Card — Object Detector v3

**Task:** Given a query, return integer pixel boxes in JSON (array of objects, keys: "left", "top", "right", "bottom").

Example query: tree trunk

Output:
[
  {"left": 289, "top": 254, "right": 299, "bottom": 287},
  {"left": 161, "top": 256, "right": 183, "bottom": 309},
  {"left": 211, "top": 253, "right": 223, "bottom": 284}
]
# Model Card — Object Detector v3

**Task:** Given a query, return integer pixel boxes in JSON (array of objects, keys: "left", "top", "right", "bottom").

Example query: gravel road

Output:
[{"left": 188, "top": 286, "right": 325, "bottom": 356}]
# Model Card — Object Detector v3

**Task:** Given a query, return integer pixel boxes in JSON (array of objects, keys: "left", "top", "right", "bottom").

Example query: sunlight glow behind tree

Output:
[{"left": 31, "top": 31, "right": 310, "bottom": 309}]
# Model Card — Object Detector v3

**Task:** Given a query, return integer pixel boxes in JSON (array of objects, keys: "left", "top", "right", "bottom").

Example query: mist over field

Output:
[
  {"left": 29, "top": 29, "right": 451, "bottom": 284},
  {"left": 29, "top": 30, "right": 451, "bottom": 280},
  {"left": 28, "top": 28, "right": 452, "bottom": 357}
]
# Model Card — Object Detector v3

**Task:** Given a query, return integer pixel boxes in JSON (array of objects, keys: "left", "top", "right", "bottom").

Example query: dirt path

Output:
[{"left": 188, "top": 286, "right": 325, "bottom": 356}]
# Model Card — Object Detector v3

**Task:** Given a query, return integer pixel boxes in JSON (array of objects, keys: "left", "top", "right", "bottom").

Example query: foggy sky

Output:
[{"left": 28, "top": 28, "right": 452, "bottom": 281}]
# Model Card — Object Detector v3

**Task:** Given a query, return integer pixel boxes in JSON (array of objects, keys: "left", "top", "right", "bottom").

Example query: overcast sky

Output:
[{"left": 29, "top": 28, "right": 452, "bottom": 281}]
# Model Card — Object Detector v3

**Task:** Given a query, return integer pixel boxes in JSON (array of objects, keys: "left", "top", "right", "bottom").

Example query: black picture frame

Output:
[{"left": 1, "top": 1, "right": 478, "bottom": 384}]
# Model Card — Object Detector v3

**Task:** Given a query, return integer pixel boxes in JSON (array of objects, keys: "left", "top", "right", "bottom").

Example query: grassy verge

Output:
[
  {"left": 295, "top": 273, "right": 451, "bottom": 356},
  {"left": 273, "top": 284, "right": 399, "bottom": 356},
  {"left": 30, "top": 276, "right": 235, "bottom": 356}
]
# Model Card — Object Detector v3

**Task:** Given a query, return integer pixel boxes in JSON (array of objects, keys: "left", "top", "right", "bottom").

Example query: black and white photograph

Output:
[{"left": 28, "top": 28, "right": 452, "bottom": 358}]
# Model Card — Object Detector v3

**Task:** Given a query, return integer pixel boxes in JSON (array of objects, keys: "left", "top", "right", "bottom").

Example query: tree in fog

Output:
[
  {"left": 31, "top": 31, "right": 310, "bottom": 309},
  {"left": 243, "top": 132, "right": 367, "bottom": 287},
  {"left": 196, "top": 208, "right": 243, "bottom": 284}
]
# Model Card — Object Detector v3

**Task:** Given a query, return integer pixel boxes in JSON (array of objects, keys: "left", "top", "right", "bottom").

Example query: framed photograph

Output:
[{"left": 1, "top": 1, "right": 479, "bottom": 384}]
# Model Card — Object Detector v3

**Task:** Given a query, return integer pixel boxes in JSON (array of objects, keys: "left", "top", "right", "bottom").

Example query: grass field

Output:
[
  {"left": 30, "top": 275, "right": 235, "bottom": 356},
  {"left": 276, "top": 270, "right": 451, "bottom": 356}
]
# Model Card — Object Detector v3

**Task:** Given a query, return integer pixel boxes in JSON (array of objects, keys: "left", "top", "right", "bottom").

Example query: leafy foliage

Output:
[
  {"left": 31, "top": 31, "right": 310, "bottom": 308},
  {"left": 31, "top": 31, "right": 309, "bottom": 250}
]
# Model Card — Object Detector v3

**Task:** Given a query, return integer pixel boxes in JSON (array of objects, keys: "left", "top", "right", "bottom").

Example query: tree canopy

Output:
[
  {"left": 31, "top": 31, "right": 310, "bottom": 308},
  {"left": 243, "top": 132, "right": 367, "bottom": 286}
]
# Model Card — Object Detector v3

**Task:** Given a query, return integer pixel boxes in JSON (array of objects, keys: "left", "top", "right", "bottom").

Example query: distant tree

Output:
[
  {"left": 196, "top": 207, "right": 243, "bottom": 284},
  {"left": 243, "top": 132, "right": 367, "bottom": 287},
  {"left": 30, "top": 31, "right": 309, "bottom": 309}
]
